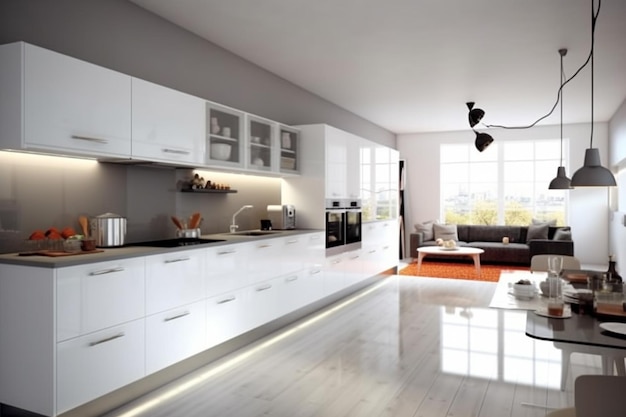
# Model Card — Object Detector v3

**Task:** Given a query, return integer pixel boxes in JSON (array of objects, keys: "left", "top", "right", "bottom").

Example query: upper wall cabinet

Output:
[
  {"left": 246, "top": 114, "right": 276, "bottom": 172},
  {"left": 278, "top": 125, "right": 300, "bottom": 174},
  {"left": 206, "top": 101, "right": 245, "bottom": 168},
  {"left": 131, "top": 78, "right": 205, "bottom": 165},
  {"left": 0, "top": 42, "right": 132, "bottom": 158}
]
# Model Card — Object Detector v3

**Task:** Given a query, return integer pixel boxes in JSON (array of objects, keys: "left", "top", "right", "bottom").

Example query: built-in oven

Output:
[
  {"left": 325, "top": 198, "right": 362, "bottom": 256},
  {"left": 325, "top": 199, "right": 345, "bottom": 256},
  {"left": 344, "top": 199, "right": 362, "bottom": 252}
]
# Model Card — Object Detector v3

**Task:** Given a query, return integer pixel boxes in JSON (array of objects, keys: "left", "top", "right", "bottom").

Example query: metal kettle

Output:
[{"left": 91, "top": 212, "right": 127, "bottom": 247}]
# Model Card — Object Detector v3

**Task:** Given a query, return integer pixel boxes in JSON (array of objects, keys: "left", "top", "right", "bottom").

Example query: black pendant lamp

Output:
[
  {"left": 549, "top": 49, "right": 572, "bottom": 190},
  {"left": 570, "top": 0, "right": 616, "bottom": 187},
  {"left": 467, "top": 102, "right": 493, "bottom": 152}
]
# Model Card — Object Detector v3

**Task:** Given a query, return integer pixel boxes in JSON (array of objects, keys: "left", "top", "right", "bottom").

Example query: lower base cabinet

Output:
[
  {"left": 145, "top": 300, "right": 207, "bottom": 375},
  {"left": 206, "top": 290, "right": 245, "bottom": 348},
  {"left": 56, "top": 319, "right": 145, "bottom": 414}
]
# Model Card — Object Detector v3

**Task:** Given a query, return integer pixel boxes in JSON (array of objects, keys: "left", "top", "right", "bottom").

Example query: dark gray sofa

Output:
[{"left": 410, "top": 224, "right": 574, "bottom": 265}]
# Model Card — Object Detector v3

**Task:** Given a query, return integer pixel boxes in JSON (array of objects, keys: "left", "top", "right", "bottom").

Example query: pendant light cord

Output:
[
  {"left": 559, "top": 50, "right": 564, "bottom": 165},
  {"left": 483, "top": 0, "right": 601, "bottom": 131}
]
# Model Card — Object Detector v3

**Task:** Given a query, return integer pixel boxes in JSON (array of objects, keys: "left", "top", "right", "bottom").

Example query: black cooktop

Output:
[{"left": 128, "top": 238, "right": 225, "bottom": 248}]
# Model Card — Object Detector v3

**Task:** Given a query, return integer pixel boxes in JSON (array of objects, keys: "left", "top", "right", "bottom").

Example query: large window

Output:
[{"left": 440, "top": 140, "right": 568, "bottom": 225}]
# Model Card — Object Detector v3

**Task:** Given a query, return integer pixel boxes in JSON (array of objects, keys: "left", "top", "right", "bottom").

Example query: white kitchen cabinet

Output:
[
  {"left": 278, "top": 125, "right": 300, "bottom": 174},
  {"left": 246, "top": 238, "right": 283, "bottom": 284},
  {"left": 0, "top": 42, "right": 131, "bottom": 158},
  {"left": 246, "top": 114, "right": 276, "bottom": 172},
  {"left": 56, "top": 258, "right": 145, "bottom": 342},
  {"left": 56, "top": 318, "right": 145, "bottom": 414},
  {"left": 206, "top": 101, "right": 245, "bottom": 168},
  {"left": 241, "top": 276, "right": 283, "bottom": 331},
  {"left": 205, "top": 242, "right": 251, "bottom": 296},
  {"left": 206, "top": 289, "right": 246, "bottom": 348},
  {"left": 145, "top": 248, "right": 206, "bottom": 315},
  {"left": 131, "top": 78, "right": 206, "bottom": 165},
  {"left": 145, "top": 300, "right": 206, "bottom": 374},
  {"left": 323, "top": 254, "right": 346, "bottom": 295}
]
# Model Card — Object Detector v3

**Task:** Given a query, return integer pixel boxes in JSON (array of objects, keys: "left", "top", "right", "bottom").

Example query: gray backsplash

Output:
[{"left": 0, "top": 151, "right": 283, "bottom": 253}]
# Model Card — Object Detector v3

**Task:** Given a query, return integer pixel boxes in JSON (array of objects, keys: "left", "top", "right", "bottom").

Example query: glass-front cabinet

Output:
[
  {"left": 279, "top": 125, "right": 299, "bottom": 174},
  {"left": 206, "top": 102, "right": 245, "bottom": 167},
  {"left": 247, "top": 115, "right": 275, "bottom": 172}
]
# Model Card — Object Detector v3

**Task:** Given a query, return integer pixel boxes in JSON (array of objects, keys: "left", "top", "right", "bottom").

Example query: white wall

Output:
[
  {"left": 397, "top": 122, "right": 611, "bottom": 266},
  {"left": 608, "top": 98, "right": 626, "bottom": 275}
]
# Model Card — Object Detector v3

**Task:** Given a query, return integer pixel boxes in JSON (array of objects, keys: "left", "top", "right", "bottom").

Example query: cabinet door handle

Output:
[
  {"left": 164, "top": 311, "right": 190, "bottom": 322},
  {"left": 350, "top": 255, "right": 360, "bottom": 260},
  {"left": 217, "top": 296, "right": 236, "bottom": 304},
  {"left": 217, "top": 250, "right": 236, "bottom": 255},
  {"left": 71, "top": 134, "right": 109, "bottom": 144},
  {"left": 310, "top": 269, "right": 321, "bottom": 275},
  {"left": 164, "top": 257, "right": 191, "bottom": 264},
  {"left": 369, "top": 250, "right": 377, "bottom": 254},
  {"left": 332, "top": 259, "right": 342, "bottom": 265},
  {"left": 310, "top": 235, "right": 321, "bottom": 241},
  {"left": 383, "top": 245, "right": 390, "bottom": 250},
  {"left": 162, "top": 148, "right": 190, "bottom": 155},
  {"left": 257, "top": 244, "right": 272, "bottom": 249},
  {"left": 89, "top": 267, "right": 124, "bottom": 276},
  {"left": 89, "top": 332, "right": 125, "bottom": 347},
  {"left": 255, "top": 284, "right": 272, "bottom": 292},
  {"left": 285, "top": 275, "right": 298, "bottom": 282},
  {"left": 286, "top": 239, "right": 299, "bottom": 244}
]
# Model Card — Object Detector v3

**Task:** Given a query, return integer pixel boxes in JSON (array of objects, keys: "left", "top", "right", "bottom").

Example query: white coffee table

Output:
[{"left": 416, "top": 246, "right": 485, "bottom": 277}]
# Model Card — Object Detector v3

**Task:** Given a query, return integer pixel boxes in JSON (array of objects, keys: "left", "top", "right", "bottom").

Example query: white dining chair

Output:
[{"left": 530, "top": 254, "right": 581, "bottom": 273}]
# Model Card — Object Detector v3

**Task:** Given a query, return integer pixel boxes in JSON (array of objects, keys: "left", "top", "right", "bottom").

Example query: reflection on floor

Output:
[{"left": 105, "top": 275, "right": 602, "bottom": 417}]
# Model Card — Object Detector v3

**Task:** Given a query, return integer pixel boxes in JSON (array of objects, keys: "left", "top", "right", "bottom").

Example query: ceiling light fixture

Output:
[
  {"left": 467, "top": 102, "right": 493, "bottom": 152},
  {"left": 549, "top": 48, "right": 572, "bottom": 190},
  {"left": 570, "top": 0, "right": 616, "bottom": 187}
]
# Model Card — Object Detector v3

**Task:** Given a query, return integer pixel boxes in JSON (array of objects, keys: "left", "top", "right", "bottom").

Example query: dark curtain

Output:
[{"left": 399, "top": 159, "right": 406, "bottom": 259}]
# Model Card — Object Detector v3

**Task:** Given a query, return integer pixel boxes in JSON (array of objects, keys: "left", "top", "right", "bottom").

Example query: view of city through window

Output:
[{"left": 440, "top": 140, "right": 568, "bottom": 226}]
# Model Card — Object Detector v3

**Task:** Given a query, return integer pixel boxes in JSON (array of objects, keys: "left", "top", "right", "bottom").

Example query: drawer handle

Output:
[
  {"left": 285, "top": 275, "right": 298, "bottom": 282},
  {"left": 257, "top": 244, "right": 272, "bottom": 249},
  {"left": 217, "top": 296, "right": 236, "bottom": 304},
  {"left": 71, "top": 134, "right": 109, "bottom": 144},
  {"left": 89, "top": 267, "right": 124, "bottom": 276},
  {"left": 217, "top": 250, "right": 236, "bottom": 255},
  {"left": 310, "top": 269, "right": 321, "bottom": 275},
  {"left": 164, "top": 311, "right": 190, "bottom": 322},
  {"left": 256, "top": 284, "right": 272, "bottom": 292},
  {"left": 383, "top": 245, "right": 390, "bottom": 250},
  {"left": 310, "top": 235, "right": 321, "bottom": 240},
  {"left": 369, "top": 250, "right": 377, "bottom": 254},
  {"left": 162, "top": 148, "right": 190, "bottom": 155},
  {"left": 286, "top": 239, "right": 299, "bottom": 244},
  {"left": 332, "top": 259, "right": 342, "bottom": 265},
  {"left": 164, "top": 257, "right": 191, "bottom": 264},
  {"left": 350, "top": 255, "right": 360, "bottom": 260},
  {"left": 89, "top": 332, "right": 125, "bottom": 347}
]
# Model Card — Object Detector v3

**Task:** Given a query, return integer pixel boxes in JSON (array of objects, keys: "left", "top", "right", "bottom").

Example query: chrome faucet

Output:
[{"left": 230, "top": 205, "right": 253, "bottom": 233}]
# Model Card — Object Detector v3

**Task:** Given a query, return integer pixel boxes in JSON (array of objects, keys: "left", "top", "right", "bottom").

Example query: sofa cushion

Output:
[
  {"left": 553, "top": 227, "right": 572, "bottom": 241},
  {"left": 414, "top": 220, "right": 437, "bottom": 241},
  {"left": 433, "top": 224, "right": 458, "bottom": 241},
  {"left": 526, "top": 222, "right": 549, "bottom": 242},
  {"left": 533, "top": 218, "right": 557, "bottom": 226}
]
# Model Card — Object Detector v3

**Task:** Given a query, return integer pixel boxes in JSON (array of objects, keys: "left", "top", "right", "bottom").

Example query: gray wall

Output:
[{"left": 0, "top": 0, "right": 396, "bottom": 253}]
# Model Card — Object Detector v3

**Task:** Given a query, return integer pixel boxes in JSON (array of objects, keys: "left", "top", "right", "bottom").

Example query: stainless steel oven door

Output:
[{"left": 325, "top": 209, "right": 345, "bottom": 256}]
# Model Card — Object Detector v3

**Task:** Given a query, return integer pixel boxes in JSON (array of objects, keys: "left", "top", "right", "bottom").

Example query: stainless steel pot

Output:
[
  {"left": 91, "top": 212, "right": 127, "bottom": 247},
  {"left": 176, "top": 228, "right": 201, "bottom": 239}
]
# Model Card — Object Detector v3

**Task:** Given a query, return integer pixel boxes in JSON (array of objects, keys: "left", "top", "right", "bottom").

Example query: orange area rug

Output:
[{"left": 399, "top": 261, "right": 529, "bottom": 282}]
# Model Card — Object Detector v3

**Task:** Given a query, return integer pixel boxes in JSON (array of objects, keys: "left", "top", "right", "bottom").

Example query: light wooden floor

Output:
[{"left": 105, "top": 273, "right": 605, "bottom": 417}]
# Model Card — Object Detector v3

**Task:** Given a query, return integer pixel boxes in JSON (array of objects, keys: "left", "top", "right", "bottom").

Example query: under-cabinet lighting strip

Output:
[{"left": 112, "top": 278, "right": 390, "bottom": 417}]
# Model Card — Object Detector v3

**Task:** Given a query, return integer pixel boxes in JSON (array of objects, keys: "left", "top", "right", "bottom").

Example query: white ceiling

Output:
[{"left": 130, "top": 0, "right": 626, "bottom": 134}]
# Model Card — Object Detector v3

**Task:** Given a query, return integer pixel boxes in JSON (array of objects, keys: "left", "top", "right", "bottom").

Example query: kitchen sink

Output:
[{"left": 128, "top": 238, "right": 226, "bottom": 248}]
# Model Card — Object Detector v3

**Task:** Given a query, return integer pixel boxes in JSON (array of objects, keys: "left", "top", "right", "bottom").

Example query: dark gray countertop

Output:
[{"left": 0, "top": 229, "right": 322, "bottom": 268}]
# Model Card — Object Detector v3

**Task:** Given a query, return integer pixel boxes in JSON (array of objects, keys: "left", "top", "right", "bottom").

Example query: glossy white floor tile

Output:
[{"left": 105, "top": 276, "right": 602, "bottom": 417}]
